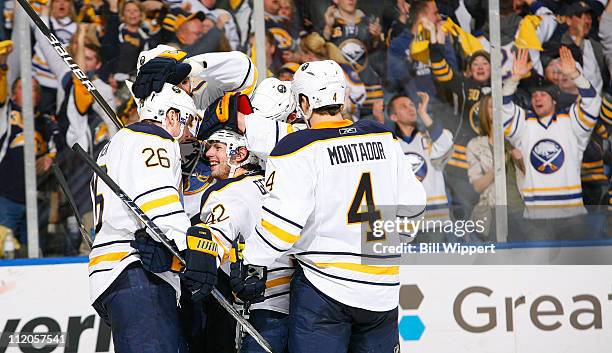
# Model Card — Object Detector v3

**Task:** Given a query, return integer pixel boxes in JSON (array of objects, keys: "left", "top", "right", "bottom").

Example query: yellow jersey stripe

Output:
[
  {"left": 432, "top": 66, "right": 449, "bottom": 76},
  {"left": 581, "top": 175, "right": 607, "bottom": 182},
  {"left": 526, "top": 201, "right": 584, "bottom": 208},
  {"left": 427, "top": 195, "right": 448, "bottom": 201},
  {"left": 241, "top": 65, "right": 259, "bottom": 96},
  {"left": 582, "top": 161, "right": 604, "bottom": 168},
  {"left": 140, "top": 194, "right": 180, "bottom": 212},
  {"left": 451, "top": 152, "right": 467, "bottom": 160},
  {"left": 522, "top": 185, "right": 581, "bottom": 193},
  {"left": 448, "top": 160, "right": 469, "bottom": 169},
  {"left": 261, "top": 219, "right": 300, "bottom": 243},
  {"left": 89, "top": 251, "right": 129, "bottom": 267},
  {"left": 266, "top": 275, "right": 292, "bottom": 289},
  {"left": 314, "top": 262, "right": 399, "bottom": 275}
]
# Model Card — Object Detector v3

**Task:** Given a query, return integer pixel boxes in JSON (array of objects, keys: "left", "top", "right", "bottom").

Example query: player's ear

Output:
[
  {"left": 234, "top": 146, "right": 249, "bottom": 164},
  {"left": 299, "top": 94, "right": 310, "bottom": 113}
]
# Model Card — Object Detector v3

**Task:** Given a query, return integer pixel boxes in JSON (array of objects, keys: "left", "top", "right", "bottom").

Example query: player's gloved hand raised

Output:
[
  {"left": 197, "top": 92, "right": 253, "bottom": 140},
  {"left": 229, "top": 239, "right": 267, "bottom": 304},
  {"left": 132, "top": 55, "right": 192, "bottom": 99},
  {"left": 131, "top": 228, "right": 175, "bottom": 273},
  {"left": 180, "top": 224, "right": 219, "bottom": 302}
]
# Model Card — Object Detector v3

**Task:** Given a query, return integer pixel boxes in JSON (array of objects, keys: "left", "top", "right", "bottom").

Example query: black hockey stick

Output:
[
  {"left": 51, "top": 163, "right": 94, "bottom": 248},
  {"left": 71, "top": 143, "right": 275, "bottom": 353},
  {"left": 15, "top": 0, "right": 124, "bottom": 130}
]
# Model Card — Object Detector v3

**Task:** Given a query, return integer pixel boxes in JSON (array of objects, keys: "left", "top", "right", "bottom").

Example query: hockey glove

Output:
[
  {"left": 197, "top": 92, "right": 254, "bottom": 140},
  {"left": 180, "top": 225, "right": 219, "bottom": 302},
  {"left": 131, "top": 228, "right": 175, "bottom": 273},
  {"left": 229, "top": 239, "right": 267, "bottom": 304},
  {"left": 132, "top": 56, "right": 192, "bottom": 99}
]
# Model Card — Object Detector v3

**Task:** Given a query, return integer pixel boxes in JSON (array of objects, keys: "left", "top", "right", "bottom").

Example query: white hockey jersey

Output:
[
  {"left": 244, "top": 113, "right": 306, "bottom": 162},
  {"left": 502, "top": 74, "right": 602, "bottom": 219},
  {"left": 88, "top": 122, "right": 190, "bottom": 303},
  {"left": 397, "top": 122, "right": 453, "bottom": 221},
  {"left": 189, "top": 51, "right": 258, "bottom": 111},
  {"left": 243, "top": 119, "right": 426, "bottom": 312},
  {"left": 199, "top": 172, "right": 294, "bottom": 314}
]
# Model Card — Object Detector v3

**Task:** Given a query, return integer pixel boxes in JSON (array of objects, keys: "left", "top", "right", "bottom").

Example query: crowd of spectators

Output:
[{"left": 0, "top": 0, "right": 610, "bottom": 257}]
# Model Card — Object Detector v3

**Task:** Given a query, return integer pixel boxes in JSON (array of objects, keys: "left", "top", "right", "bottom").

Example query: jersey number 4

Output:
[{"left": 347, "top": 172, "right": 383, "bottom": 241}]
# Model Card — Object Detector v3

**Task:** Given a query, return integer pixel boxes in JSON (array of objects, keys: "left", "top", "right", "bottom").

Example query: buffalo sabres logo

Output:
[
  {"left": 530, "top": 139, "right": 564, "bottom": 174},
  {"left": 405, "top": 152, "right": 427, "bottom": 181},
  {"left": 268, "top": 27, "right": 293, "bottom": 50}
]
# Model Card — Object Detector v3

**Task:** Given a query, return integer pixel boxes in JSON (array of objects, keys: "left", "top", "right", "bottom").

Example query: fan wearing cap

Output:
[
  {"left": 502, "top": 47, "right": 601, "bottom": 228},
  {"left": 277, "top": 62, "right": 300, "bottom": 81}
]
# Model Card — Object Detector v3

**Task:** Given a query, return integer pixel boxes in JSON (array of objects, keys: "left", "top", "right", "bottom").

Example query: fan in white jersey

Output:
[
  {"left": 502, "top": 48, "right": 601, "bottom": 239},
  {"left": 89, "top": 83, "right": 218, "bottom": 353},
  {"left": 198, "top": 129, "right": 294, "bottom": 353},
  {"left": 387, "top": 91, "right": 454, "bottom": 241},
  {"left": 241, "top": 60, "right": 426, "bottom": 353}
]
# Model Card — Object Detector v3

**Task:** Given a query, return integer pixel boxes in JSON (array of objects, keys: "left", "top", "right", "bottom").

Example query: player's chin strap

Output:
[
  {"left": 227, "top": 150, "right": 253, "bottom": 178},
  {"left": 296, "top": 97, "right": 313, "bottom": 128}
]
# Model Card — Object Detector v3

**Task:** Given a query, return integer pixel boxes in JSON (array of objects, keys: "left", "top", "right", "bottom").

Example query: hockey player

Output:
[
  {"left": 503, "top": 47, "right": 601, "bottom": 238},
  {"left": 242, "top": 60, "right": 427, "bottom": 353},
  {"left": 197, "top": 129, "right": 293, "bottom": 353},
  {"left": 244, "top": 77, "right": 302, "bottom": 163},
  {"left": 89, "top": 83, "right": 218, "bottom": 353},
  {"left": 388, "top": 91, "right": 453, "bottom": 241}
]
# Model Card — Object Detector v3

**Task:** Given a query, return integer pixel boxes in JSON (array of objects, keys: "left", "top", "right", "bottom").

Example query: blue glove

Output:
[
  {"left": 180, "top": 225, "right": 219, "bottom": 302},
  {"left": 197, "top": 92, "right": 253, "bottom": 140},
  {"left": 229, "top": 240, "right": 267, "bottom": 304},
  {"left": 132, "top": 56, "right": 192, "bottom": 99},
  {"left": 130, "top": 228, "right": 174, "bottom": 273}
]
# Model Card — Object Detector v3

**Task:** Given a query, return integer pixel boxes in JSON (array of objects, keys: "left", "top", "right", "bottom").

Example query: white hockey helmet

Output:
[
  {"left": 126, "top": 81, "right": 200, "bottom": 138},
  {"left": 251, "top": 78, "right": 296, "bottom": 122},
  {"left": 206, "top": 129, "right": 259, "bottom": 178},
  {"left": 291, "top": 60, "right": 347, "bottom": 124}
]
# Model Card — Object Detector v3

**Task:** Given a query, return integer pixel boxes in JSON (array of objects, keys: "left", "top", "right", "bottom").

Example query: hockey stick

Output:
[
  {"left": 50, "top": 163, "right": 94, "bottom": 249},
  {"left": 71, "top": 143, "right": 275, "bottom": 353},
  {"left": 15, "top": 0, "right": 124, "bottom": 130}
]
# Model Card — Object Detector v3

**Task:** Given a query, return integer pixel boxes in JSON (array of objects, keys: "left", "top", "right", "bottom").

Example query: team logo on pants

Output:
[
  {"left": 405, "top": 152, "right": 427, "bottom": 181},
  {"left": 530, "top": 139, "right": 564, "bottom": 174}
]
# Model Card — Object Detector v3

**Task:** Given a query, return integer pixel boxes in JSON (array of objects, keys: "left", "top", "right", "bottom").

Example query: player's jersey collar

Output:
[{"left": 310, "top": 119, "right": 354, "bottom": 130}]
